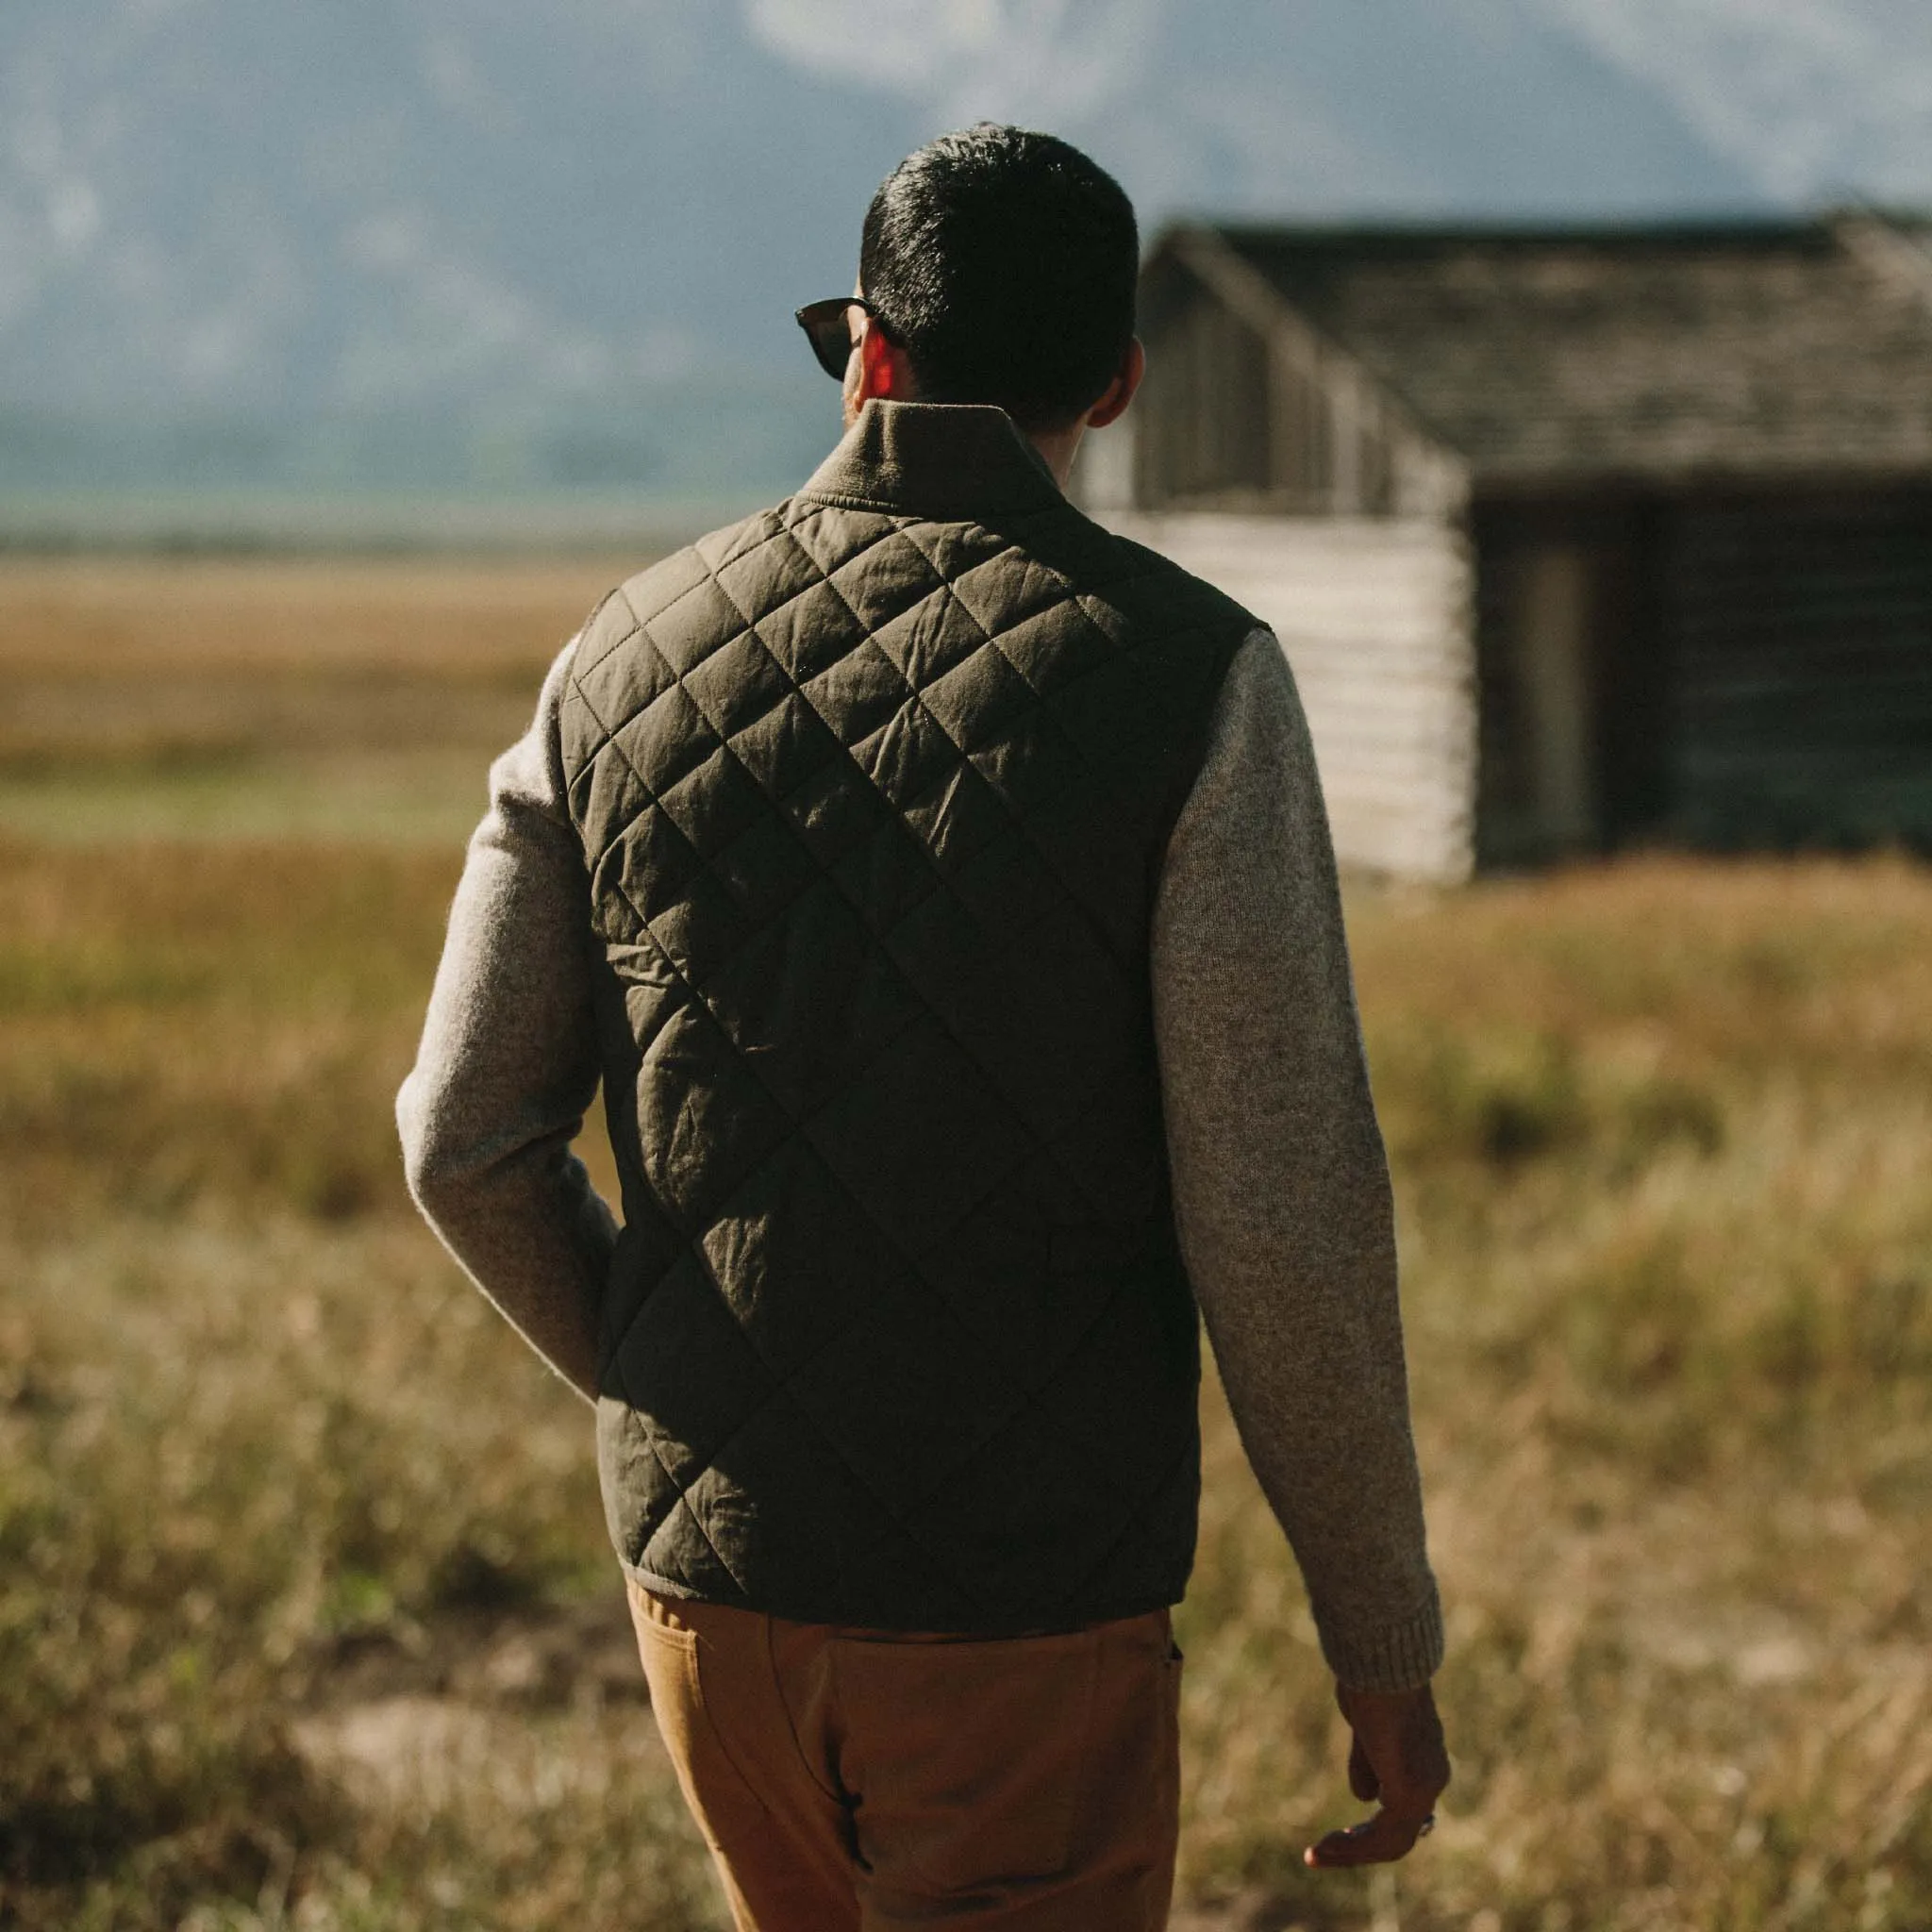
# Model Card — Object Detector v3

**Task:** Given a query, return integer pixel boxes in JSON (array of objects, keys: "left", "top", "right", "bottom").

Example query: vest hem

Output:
[{"left": 615, "top": 1557, "right": 1186, "bottom": 1641}]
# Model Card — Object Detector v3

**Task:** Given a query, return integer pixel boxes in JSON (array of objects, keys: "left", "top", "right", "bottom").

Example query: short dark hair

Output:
[{"left": 858, "top": 125, "right": 1139, "bottom": 432}]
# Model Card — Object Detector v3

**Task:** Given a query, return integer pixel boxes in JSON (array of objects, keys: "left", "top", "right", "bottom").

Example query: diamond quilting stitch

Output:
[{"left": 566, "top": 484, "right": 1260, "bottom": 1625}]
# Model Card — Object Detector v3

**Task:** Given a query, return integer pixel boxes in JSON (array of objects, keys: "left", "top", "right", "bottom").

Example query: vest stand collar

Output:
[{"left": 799, "top": 400, "right": 1067, "bottom": 522}]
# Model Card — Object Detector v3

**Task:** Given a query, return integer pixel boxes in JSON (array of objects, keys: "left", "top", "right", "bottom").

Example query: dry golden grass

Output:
[
  {"left": 3, "top": 563, "right": 1930, "bottom": 1930},
  {"left": 1180, "top": 859, "right": 1932, "bottom": 1931},
  {"left": 0, "top": 557, "right": 629, "bottom": 675},
  {"left": 0, "top": 558, "right": 629, "bottom": 846}
]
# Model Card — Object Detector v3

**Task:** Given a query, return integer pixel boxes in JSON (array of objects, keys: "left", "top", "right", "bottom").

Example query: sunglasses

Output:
[{"left": 794, "top": 296, "right": 897, "bottom": 379}]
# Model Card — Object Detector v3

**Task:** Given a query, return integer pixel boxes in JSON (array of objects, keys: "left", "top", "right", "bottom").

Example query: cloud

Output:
[
  {"left": 46, "top": 176, "right": 102, "bottom": 255},
  {"left": 741, "top": 0, "right": 1163, "bottom": 125},
  {"left": 742, "top": 0, "right": 1004, "bottom": 92},
  {"left": 420, "top": 31, "right": 521, "bottom": 136}
]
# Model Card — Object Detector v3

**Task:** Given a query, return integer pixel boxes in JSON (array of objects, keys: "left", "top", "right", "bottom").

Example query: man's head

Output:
[
  {"left": 809, "top": 125, "right": 1142, "bottom": 458},
  {"left": 858, "top": 124, "right": 1139, "bottom": 431}
]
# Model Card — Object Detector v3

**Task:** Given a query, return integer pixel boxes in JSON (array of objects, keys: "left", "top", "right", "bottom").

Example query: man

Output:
[{"left": 399, "top": 125, "right": 1447, "bottom": 1931}]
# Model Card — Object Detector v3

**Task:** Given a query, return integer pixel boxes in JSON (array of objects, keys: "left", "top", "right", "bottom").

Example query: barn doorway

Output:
[{"left": 1473, "top": 497, "right": 1669, "bottom": 866}]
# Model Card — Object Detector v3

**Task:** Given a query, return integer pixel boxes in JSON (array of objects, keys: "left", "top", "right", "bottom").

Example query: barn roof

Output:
[{"left": 1167, "top": 214, "right": 1932, "bottom": 487}]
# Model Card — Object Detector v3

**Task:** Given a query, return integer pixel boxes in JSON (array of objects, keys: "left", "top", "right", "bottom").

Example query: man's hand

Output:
[{"left": 1304, "top": 1681, "right": 1450, "bottom": 1869}]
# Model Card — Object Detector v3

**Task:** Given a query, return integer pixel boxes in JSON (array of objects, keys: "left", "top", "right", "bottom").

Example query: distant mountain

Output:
[
  {"left": 1542, "top": 0, "right": 1932, "bottom": 205},
  {"left": 0, "top": 2, "right": 923, "bottom": 425},
  {"left": 753, "top": 0, "right": 1765, "bottom": 218},
  {"left": 1, "top": 0, "right": 1926, "bottom": 508}
]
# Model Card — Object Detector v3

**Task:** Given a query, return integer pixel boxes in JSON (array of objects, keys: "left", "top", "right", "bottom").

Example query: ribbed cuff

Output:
[{"left": 1315, "top": 1584, "right": 1445, "bottom": 1693}]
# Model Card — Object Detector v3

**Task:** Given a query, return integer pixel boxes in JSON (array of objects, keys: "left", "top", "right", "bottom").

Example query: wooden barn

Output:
[{"left": 1075, "top": 213, "right": 1932, "bottom": 881}]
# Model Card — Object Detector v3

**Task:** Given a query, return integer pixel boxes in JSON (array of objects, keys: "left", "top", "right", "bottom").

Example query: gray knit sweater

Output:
[{"left": 398, "top": 623, "right": 1443, "bottom": 1692}]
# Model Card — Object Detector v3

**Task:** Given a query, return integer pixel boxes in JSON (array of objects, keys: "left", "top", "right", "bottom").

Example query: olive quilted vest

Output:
[{"left": 561, "top": 402, "right": 1255, "bottom": 1631}]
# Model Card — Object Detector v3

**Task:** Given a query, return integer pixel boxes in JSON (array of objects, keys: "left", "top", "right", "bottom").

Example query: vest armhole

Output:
[{"left": 1147, "top": 625, "right": 1256, "bottom": 891}]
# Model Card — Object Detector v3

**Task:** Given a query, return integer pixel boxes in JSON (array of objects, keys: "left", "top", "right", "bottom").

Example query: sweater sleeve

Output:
[
  {"left": 395, "top": 637, "right": 617, "bottom": 1403},
  {"left": 1151, "top": 628, "right": 1443, "bottom": 1692}
]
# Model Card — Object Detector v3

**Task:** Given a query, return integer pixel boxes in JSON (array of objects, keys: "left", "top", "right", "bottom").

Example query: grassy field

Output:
[
  {"left": 0, "top": 558, "right": 623, "bottom": 846},
  {"left": 3, "top": 560, "right": 1931, "bottom": 1931}
]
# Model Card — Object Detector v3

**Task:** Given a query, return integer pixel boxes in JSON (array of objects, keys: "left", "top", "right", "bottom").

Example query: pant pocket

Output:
[
  {"left": 627, "top": 1583, "right": 769, "bottom": 1829},
  {"left": 835, "top": 1627, "right": 1101, "bottom": 1898}
]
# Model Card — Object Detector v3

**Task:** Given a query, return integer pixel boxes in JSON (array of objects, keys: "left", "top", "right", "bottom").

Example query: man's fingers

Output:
[
  {"left": 1303, "top": 1806, "right": 1435, "bottom": 1870},
  {"left": 1312, "top": 1681, "right": 1450, "bottom": 1870},
  {"left": 1347, "top": 1729, "right": 1379, "bottom": 1803}
]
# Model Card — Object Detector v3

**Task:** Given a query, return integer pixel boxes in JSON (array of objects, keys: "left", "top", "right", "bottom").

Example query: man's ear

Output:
[
  {"left": 1084, "top": 337, "right": 1146, "bottom": 429},
  {"left": 853, "top": 317, "right": 913, "bottom": 405}
]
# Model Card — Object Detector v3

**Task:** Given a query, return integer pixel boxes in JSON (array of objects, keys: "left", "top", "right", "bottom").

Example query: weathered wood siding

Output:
[
  {"left": 1663, "top": 487, "right": 1932, "bottom": 848},
  {"left": 1097, "top": 511, "right": 1476, "bottom": 881},
  {"left": 1132, "top": 243, "right": 1467, "bottom": 518}
]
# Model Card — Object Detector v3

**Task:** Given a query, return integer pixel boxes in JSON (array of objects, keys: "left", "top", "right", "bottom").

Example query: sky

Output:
[{"left": 2, "top": 0, "right": 1928, "bottom": 501}]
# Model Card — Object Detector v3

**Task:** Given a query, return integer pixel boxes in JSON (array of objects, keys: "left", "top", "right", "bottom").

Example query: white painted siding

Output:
[{"left": 1097, "top": 512, "right": 1476, "bottom": 883}]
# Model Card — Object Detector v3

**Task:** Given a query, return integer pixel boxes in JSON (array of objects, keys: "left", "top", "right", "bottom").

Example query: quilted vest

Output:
[{"left": 561, "top": 402, "right": 1256, "bottom": 1632}]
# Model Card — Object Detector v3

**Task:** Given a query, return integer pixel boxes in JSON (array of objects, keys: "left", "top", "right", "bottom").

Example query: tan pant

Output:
[{"left": 625, "top": 1578, "right": 1183, "bottom": 1932}]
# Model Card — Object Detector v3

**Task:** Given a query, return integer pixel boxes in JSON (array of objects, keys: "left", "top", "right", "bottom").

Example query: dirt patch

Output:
[
  {"left": 291, "top": 1589, "right": 656, "bottom": 1807},
  {"left": 304, "top": 1588, "right": 646, "bottom": 1712}
]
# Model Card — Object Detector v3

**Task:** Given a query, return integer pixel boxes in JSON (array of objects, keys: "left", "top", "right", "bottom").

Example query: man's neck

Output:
[{"left": 1024, "top": 418, "right": 1086, "bottom": 491}]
